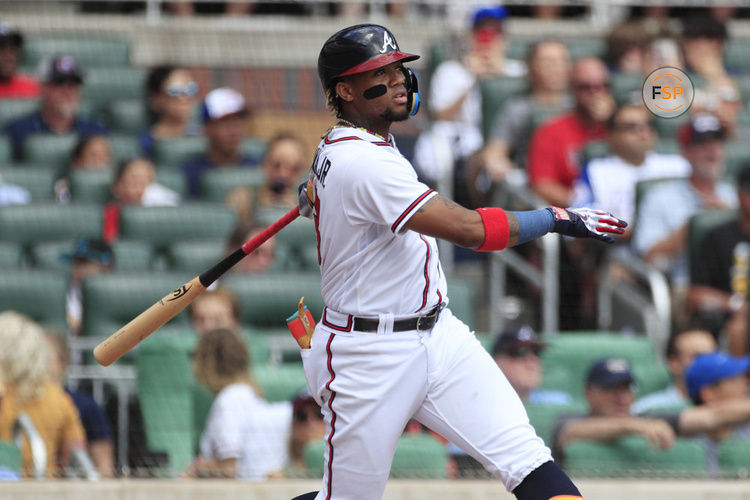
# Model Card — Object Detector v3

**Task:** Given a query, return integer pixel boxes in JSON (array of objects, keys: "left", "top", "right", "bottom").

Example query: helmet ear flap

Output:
[{"left": 402, "top": 67, "right": 420, "bottom": 116}]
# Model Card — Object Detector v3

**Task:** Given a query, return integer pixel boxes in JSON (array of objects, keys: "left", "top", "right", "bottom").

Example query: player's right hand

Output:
[
  {"left": 548, "top": 207, "right": 627, "bottom": 244},
  {"left": 298, "top": 180, "right": 314, "bottom": 219}
]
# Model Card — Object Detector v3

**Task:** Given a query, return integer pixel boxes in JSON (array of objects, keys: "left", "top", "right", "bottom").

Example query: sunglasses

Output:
[
  {"left": 294, "top": 408, "right": 323, "bottom": 423},
  {"left": 507, "top": 346, "right": 542, "bottom": 358},
  {"left": 164, "top": 81, "right": 199, "bottom": 98}
]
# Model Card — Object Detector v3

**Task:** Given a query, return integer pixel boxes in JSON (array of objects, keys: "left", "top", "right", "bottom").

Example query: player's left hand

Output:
[
  {"left": 548, "top": 206, "right": 627, "bottom": 244},
  {"left": 298, "top": 180, "right": 314, "bottom": 219}
]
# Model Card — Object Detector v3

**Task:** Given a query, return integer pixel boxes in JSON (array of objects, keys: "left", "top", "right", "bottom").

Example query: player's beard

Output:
[{"left": 381, "top": 106, "right": 410, "bottom": 123}]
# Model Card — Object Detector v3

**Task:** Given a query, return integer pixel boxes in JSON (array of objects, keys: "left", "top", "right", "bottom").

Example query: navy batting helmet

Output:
[{"left": 317, "top": 24, "right": 419, "bottom": 89}]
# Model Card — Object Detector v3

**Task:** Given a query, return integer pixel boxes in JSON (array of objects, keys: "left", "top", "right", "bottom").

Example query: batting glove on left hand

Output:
[
  {"left": 298, "top": 181, "right": 314, "bottom": 220},
  {"left": 547, "top": 206, "right": 627, "bottom": 244}
]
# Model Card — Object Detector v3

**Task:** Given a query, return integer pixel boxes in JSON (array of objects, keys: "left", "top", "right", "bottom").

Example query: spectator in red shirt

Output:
[
  {"left": 0, "top": 24, "right": 40, "bottom": 99},
  {"left": 527, "top": 57, "right": 614, "bottom": 207}
]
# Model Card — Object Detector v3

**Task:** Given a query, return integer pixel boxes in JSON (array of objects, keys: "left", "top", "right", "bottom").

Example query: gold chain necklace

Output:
[{"left": 331, "top": 118, "right": 390, "bottom": 143}]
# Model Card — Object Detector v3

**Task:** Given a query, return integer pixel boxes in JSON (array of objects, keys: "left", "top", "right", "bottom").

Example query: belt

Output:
[{"left": 353, "top": 303, "right": 446, "bottom": 333}]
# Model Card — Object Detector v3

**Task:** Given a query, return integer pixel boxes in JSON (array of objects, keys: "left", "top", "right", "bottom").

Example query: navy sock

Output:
[
  {"left": 290, "top": 492, "right": 318, "bottom": 500},
  {"left": 512, "top": 461, "right": 582, "bottom": 500}
]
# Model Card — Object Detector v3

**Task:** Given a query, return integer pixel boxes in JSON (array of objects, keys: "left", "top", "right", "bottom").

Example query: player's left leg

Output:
[{"left": 412, "top": 309, "right": 582, "bottom": 499}]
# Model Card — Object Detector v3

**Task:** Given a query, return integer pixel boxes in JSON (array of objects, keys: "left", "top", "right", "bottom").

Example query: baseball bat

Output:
[{"left": 93, "top": 206, "right": 301, "bottom": 366}]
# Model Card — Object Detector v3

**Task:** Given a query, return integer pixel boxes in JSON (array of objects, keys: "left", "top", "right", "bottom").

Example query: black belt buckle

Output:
[{"left": 416, "top": 302, "right": 445, "bottom": 332}]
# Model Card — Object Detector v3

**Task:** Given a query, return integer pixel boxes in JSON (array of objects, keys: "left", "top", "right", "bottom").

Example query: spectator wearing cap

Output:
[
  {"left": 64, "top": 237, "right": 114, "bottom": 335},
  {"left": 688, "top": 164, "right": 750, "bottom": 353},
  {"left": 571, "top": 102, "right": 691, "bottom": 236},
  {"left": 684, "top": 351, "right": 750, "bottom": 472},
  {"left": 412, "top": 5, "right": 525, "bottom": 205},
  {"left": 552, "top": 355, "right": 750, "bottom": 467},
  {"left": 634, "top": 113, "right": 737, "bottom": 290},
  {"left": 681, "top": 15, "right": 735, "bottom": 89},
  {"left": 3, "top": 54, "right": 108, "bottom": 161},
  {"left": 0, "top": 24, "right": 39, "bottom": 99},
  {"left": 285, "top": 390, "right": 325, "bottom": 477},
  {"left": 139, "top": 65, "right": 200, "bottom": 158},
  {"left": 492, "top": 325, "right": 572, "bottom": 405},
  {"left": 181, "top": 87, "right": 256, "bottom": 198}
]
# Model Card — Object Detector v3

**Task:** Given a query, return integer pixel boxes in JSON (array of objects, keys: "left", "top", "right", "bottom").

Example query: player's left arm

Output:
[{"left": 404, "top": 194, "right": 627, "bottom": 251}]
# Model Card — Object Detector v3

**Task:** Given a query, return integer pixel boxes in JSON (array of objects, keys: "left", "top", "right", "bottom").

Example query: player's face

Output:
[{"left": 345, "top": 61, "right": 410, "bottom": 123}]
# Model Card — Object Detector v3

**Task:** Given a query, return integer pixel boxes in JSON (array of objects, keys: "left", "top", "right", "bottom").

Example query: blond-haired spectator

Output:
[{"left": 0, "top": 311, "right": 86, "bottom": 477}]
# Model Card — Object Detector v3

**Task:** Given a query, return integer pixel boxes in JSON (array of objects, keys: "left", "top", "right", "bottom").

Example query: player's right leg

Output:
[{"left": 300, "top": 325, "right": 429, "bottom": 500}]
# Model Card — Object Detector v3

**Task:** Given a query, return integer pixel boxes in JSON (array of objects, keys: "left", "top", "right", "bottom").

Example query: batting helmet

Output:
[{"left": 317, "top": 24, "right": 419, "bottom": 89}]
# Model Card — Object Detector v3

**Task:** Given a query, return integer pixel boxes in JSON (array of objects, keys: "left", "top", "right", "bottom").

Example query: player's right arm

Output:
[{"left": 405, "top": 194, "right": 627, "bottom": 251}]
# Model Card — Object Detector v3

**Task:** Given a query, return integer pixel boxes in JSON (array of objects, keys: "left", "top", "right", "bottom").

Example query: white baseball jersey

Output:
[{"left": 309, "top": 125, "right": 447, "bottom": 317}]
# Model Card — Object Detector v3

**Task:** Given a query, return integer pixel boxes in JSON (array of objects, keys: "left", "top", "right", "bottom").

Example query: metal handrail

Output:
[
  {"left": 489, "top": 182, "right": 560, "bottom": 337},
  {"left": 13, "top": 413, "right": 46, "bottom": 480},
  {"left": 597, "top": 251, "right": 672, "bottom": 357}
]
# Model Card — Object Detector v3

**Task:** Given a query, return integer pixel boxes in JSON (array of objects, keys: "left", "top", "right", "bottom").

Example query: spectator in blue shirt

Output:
[
  {"left": 181, "top": 87, "right": 256, "bottom": 198},
  {"left": 3, "top": 54, "right": 108, "bottom": 161}
]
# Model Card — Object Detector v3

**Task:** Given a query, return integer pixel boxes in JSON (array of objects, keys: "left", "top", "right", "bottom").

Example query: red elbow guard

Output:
[{"left": 475, "top": 207, "right": 510, "bottom": 251}]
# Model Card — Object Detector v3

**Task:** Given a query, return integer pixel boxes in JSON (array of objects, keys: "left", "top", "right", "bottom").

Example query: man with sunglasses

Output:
[
  {"left": 492, "top": 325, "right": 572, "bottom": 405},
  {"left": 4, "top": 54, "right": 108, "bottom": 161},
  {"left": 572, "top": 103, "right": 690, "bottom": 237}
]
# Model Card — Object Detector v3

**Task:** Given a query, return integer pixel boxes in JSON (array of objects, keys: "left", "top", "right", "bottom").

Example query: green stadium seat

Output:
[
  {"left": 0, "top": 440, "right": 21, "bottom": 474},
  {"left": 109, "top": 134, "right": 141, "bottom": 163},
  {"left": 653, "top": 113, "right": 689, "bottom": 139},
  {"left": 0, "top": 269, "right": 68, "bottom": 329},
  {"left": 118, "top": 204, "right": 236, "bottom": 252},
  {"left": 167, "top": 240, "right": 227, "bottom": 274},
  {"left": 22, "top": 36, "right": 130, "bottom": 68},
  {"left": 0, "top": 99, "right": 36, "bottom": 128},
  {"left": 725, "top": 40, "right": 750, "bottom": 72},
  {"left": 304, "top": 434, "right": 448, "bottom": 479},
  {"left": 69, "top": 169, "right": 112, "bottom": 203},
  {"left": 255, "top": 209, "right": 317, "bottom": 265},
  {"left": 241, "top": 138, "right": 267, "bottom": 160},
  {"left": 0, "top": 167, "right": 55, "bottom": 201},
  {"left": 108, "top": 98, "right": 148, "bottom": 134},
  {"left": 445, "top": 277, "right": 476, "bottom": 331},
  {"left": 654, "top": 138, "right": 679, "bottom": 155},
  {"left": 31, "top": 239, "right": 155, "bottom": 272},
  {"left": 525, "top": 403, "right": 586, "bottom": 447},
  {"left": 0, "top": 136, "right": 12, "bottom": 163},
  {"left": 718, "top": 438, "right": 750, "bottom": 476},
  {"left": 80, "top": 271, "right": 194, "bottom": 337},
  {"left": 566, "top": 38, "right": 606, "bottom": 60},
  {"left": 153, "top": 167, "right": 188, "bottom": 199},
  {"left": 0, "top": 203, "right": 102, "bottom": 246},
  {"left": 153, "top": 137, "right": 207, "bottom": 167},
  {"left": 83, "top": 67, "right": 145, "bottom": 114},
  {"left": 253, "top": 363, "right": 307, "bottom": 402},
  {"left": 725, "top": 140, "right": 750, "bottom": 182},
  {"left": 563, "top": 436, "right": 706, "bottom": 478},
  {"left": 22, "top": 133, "right": 78, "bottom": 171},
  {"left": 480, "top": 77, "right": 527, "bottom": 140},
  {"left": 198, "top": 167, "right": 265, "bottom": 202},
  {"left": 222, "top": 272, "right": 324, "bottom": 329},
  {"left": 0, "top": 241, "right": 23, "bottom": 268},
  {"left": 610, "top": 72, "right": 643, "bottom": 105},
  {"left": 539, "top": 333, "right": 667, "bottom": 402}
]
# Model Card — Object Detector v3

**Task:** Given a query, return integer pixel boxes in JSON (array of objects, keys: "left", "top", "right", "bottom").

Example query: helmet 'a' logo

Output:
[{"left": 380, "top": 32, "right": 398, "bottom": 53}]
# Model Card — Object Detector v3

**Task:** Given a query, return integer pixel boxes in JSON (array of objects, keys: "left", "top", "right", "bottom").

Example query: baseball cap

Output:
[
  {"left": 292, "top": 389, "right": 321, "bottom": 422},
  {"left": 685, "top": 351, "right": 750, "bottom": 402},
  {"left": 0, "top": 23, "right": 23, "bottom": 48},
  {"left": 585, "top": 357, "right": 635, "bottom": 388},
  {"left": 63, "top": 237, "right": 114, "bottom": 267},
  {"left": 472, "top": 5, "right": 509, "bottom": 28},
  {"left": 201, "top": 87, "right": 249, "bottom": 124},
  {"left": 678, "top": 113, "right": 726, "bottom": 147},
  {"left": 492, "top": 325, "right": 545, "bottom": 356},
  {"left": 39, "top": 54, "right": 83, "bottom": 85}
]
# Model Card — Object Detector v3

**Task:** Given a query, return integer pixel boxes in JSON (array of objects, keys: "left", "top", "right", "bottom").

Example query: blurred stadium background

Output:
[{"left": 2, "top": 1, "right": 750, "bottom": 498}]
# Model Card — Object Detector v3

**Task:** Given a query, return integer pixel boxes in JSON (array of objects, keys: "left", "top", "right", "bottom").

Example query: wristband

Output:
[{"left": 475, "top": 207, "right": 509, "bottom": 251}]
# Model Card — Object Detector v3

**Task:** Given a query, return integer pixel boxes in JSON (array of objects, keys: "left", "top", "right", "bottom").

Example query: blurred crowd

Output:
[{"left": 2, "top": 1, "right": 750, "bottom": 482}]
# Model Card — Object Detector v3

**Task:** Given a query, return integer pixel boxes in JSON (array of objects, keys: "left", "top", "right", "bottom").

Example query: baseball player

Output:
[{"left": 292, "top": 24, "right": 626, "bottom": 500}]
